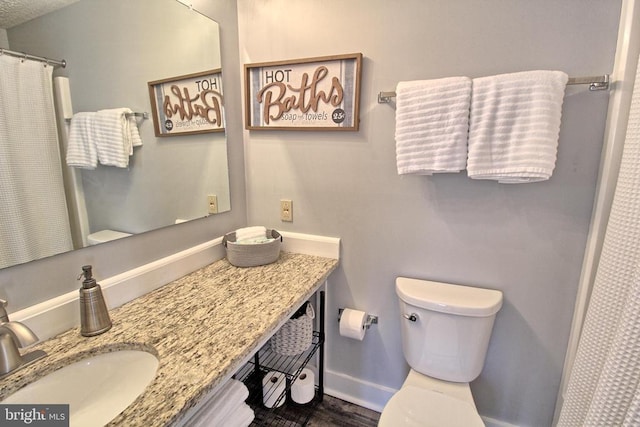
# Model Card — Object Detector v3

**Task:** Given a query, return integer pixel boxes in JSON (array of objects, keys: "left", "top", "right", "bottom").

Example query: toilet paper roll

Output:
[
  {"left": 291, "top": 368, "right": 316, "bottom": 404},
  {"left": 339, "top": 308, "right": 367, "bottom": 341},
  {"left": 262, "top": 371, "right": 286, "bottom": 408}
]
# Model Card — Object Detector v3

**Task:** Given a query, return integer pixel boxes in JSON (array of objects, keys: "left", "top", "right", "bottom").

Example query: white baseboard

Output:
[
  {"left": 324, "top": 369, "right": 395, "bottom": 413},
  {"left": 482, "top": 416, "right": 520, "bottom": 427}
]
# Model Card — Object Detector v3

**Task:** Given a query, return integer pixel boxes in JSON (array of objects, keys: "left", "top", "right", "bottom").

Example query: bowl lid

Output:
[
  {"left": 379, "top": 386, "right": 485, "bottom": 427},
  {"left": 396, "top": 277, "right": 503, "bottom": 317}
]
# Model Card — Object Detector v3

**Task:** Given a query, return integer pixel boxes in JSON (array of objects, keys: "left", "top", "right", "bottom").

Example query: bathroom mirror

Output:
[{"left": 1, "top": 0, "right": 230, "bottom": 270}]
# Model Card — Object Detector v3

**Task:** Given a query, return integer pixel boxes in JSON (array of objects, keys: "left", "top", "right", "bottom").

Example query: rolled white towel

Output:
[
  {"left": 467, "top": 70, "right": 569, "bottom": 183},
  {"left": 220, "top": 402, "right": 255, "bottom": 427},
  {"left": 187, "top": 379, "right": 249, "bottom": 427},
  {"left": 235, "top": 226, "right": 267, "bottom": 243}
]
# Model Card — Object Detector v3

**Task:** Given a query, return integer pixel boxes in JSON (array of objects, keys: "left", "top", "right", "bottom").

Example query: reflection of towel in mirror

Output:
[
  {"left": 66, "top": 108, "right": 143, "bottom": 169},
  {"left": 66, "top": 112, "right": 98, "bottom": 169},
  {"left": 95, "top": 108, "right": 142, "bottom": 168}
]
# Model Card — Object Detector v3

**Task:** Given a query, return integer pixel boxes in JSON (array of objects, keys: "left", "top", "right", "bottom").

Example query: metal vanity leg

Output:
[{"left": 319, "top": 290, "right": 325, "bottom": 402}]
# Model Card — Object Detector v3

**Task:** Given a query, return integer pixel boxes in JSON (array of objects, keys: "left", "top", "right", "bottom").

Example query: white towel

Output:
[
  {"left": 128, "top": 116, "right": 143, "bottom": 149},
  {"left": 395, "top": 77, "right": 472, "bottom": 175},
  {"left": 223, "top": 403, "right": 255, "bottom": 427},
  {"left": 66, "top": 108, "right": 142, "bottom": 169},
  {"left": 94, "top": 108, "right": 136, "bottom": 168},
  {"left": 235, "top": 226, "right": 267, "bottom": 243},
  {"left": 467, "top": 70, "right": 569, "bottom": 183},
  {"left": 66, "top": 112, "right": 97, "bottom": 169},
  {"left": 187, "top": 379, "right": 251, "bottom": 427}
]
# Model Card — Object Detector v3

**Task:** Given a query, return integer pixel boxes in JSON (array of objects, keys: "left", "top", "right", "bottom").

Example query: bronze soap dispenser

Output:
[{"left": 78, "top": 265, "right": 112, "bottom": 337}]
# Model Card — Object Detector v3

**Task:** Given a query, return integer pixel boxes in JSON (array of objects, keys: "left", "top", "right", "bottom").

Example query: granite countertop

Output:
[{"left": 0, "top": 252, "right": 338, "bottom": 426}]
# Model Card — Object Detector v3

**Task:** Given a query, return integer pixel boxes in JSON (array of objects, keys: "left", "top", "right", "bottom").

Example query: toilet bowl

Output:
[
  {"left": 379, "top": 277, "right": 502, "bottom": 427},
  {"left": 378, "top": 370, "right": 484, "bottom": 427},
  {"left": 87, "top": 229, "right": 132, "bottom": 246}
]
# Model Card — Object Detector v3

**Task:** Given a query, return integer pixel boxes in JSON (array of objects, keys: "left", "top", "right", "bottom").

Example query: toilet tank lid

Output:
[{"left": 396, "top": 277, "right": 503, "bottom": 317}]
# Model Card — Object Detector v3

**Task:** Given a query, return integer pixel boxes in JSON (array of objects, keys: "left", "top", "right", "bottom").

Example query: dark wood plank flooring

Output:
[
  {"left": 250, "top": 394, "right": 380, "bottom": 426},
  {"left": 306, "top": 395, "right": 380, "bottom": 427}
]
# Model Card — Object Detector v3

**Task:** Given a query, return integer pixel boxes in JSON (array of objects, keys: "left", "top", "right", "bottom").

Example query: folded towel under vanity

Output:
[
  {"left": 467, "top": 70, "right": 569, "bottom": 183},
  {"left": 395, "top": 76, "right": 472, "bottom": 175},
  {"left": 187, "top": 379, "right": 254, "bottom": 427}
]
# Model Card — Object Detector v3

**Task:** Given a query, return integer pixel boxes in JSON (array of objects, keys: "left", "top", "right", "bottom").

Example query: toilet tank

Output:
[{"left": 396, "top": 277, "right": 503, "bottom": 383}]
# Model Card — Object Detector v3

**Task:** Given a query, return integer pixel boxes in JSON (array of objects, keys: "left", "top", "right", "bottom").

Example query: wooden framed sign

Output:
[
  {"left": 244, "top": 53, "right": 362, "bottom": 131},
  {"left": 148, "top": 69, "right": 225, "bottom": 137}
]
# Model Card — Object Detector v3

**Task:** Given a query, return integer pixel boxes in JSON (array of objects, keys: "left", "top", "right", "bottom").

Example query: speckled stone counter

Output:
[{"left": 0, "top": 252, "right": 338, "bottom": 426}]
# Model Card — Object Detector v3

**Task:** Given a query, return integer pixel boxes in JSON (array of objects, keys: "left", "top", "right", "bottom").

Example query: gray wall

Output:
[
  {"left": 237, "top": 1, "right": 621, "bottom": 425},
  {"left": 0, "top": 1, "right": 246, "bottom": 311}
]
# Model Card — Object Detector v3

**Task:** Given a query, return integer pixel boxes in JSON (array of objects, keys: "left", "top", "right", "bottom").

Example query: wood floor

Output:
[
  {"left": 249, "top": 393, "right": 381, "bottom": 426},
  {"left": 306, "top": 395, "right": 380, "bottom": 427}
]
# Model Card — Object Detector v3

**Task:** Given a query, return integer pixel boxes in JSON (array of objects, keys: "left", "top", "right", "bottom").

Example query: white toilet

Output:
[
  {"left": 87, "top": 229, "right": 132, "bottom": 246},
  {"left": 379, "top": 277, "right": 503, "bottom": 427}
]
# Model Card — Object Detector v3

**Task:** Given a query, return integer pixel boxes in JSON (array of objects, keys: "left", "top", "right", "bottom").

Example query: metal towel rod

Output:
[
  {"left": 377, "top": 74, "right": 610, "bottom": 103},
  {"left": 65, "top": 112, "right": 149, "bottom": 122}
]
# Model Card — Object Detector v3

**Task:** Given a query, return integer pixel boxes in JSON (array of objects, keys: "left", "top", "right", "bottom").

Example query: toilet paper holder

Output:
[{"left": 338, "top": 308, "right": 378, "bottom": 329}]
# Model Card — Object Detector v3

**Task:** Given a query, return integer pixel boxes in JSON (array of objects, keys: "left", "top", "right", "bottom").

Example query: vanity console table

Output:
[
  {"left": 0, "top": 252, "right": 338, "bottom": 426},
  {"left": 236, "top": 291, "right": 326, "bottom": 426}
]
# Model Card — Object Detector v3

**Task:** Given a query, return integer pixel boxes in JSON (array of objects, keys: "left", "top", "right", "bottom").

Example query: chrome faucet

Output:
[{"left": 0, "top": 299, "right": 46, "bottom": 378}]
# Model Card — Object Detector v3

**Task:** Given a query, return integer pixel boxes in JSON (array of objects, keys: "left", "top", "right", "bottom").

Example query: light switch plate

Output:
[{"left": 280, "top": 199, "right": 293, "bottom": 222}]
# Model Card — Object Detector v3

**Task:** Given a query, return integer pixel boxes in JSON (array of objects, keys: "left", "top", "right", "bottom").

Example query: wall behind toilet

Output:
[{"left": 237, "top": 1, "right": 621, "bottom": 426}]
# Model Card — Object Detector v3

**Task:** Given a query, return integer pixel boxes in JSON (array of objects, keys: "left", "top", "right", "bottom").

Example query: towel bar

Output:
[
  {"left": 65, "top": 112, "right": 148, "bottom": 122},
  {"left": 378, "top": 74, "right": 610, "bottom": 103}
]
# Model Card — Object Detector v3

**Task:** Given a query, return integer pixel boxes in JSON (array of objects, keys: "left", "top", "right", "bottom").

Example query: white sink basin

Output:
[{"left": 2, "top": 350, "right": 158, "bottom": 427}]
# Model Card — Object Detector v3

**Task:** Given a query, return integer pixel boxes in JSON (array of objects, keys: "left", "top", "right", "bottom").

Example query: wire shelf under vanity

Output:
[{"left": 235, "top": 331, "right": 323, "bottom": 426}]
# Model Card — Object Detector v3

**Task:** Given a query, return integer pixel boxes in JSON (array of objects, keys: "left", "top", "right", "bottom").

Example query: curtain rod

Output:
[
  {"left": 0, "top": 48, "right": 66, "bottom": 68},
  {"left": 378, "top": 74, "right": 610, "bottom": 103}
]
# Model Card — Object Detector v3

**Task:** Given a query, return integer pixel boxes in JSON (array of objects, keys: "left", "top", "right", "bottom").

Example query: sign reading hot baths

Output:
[
  {"left": 245, "top": 53, "right": 362, "bottom": 131},
  {"left": 148, "top": 69, "right": 225, "bottom": 137}
]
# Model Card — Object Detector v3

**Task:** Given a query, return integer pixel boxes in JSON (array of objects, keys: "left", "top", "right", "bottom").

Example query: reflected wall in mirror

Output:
[{"left": 1, "top": 0, "right": 230, "bottom": 270}]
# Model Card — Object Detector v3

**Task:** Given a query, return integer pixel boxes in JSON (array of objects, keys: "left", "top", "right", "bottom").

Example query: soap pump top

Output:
[
  {"left": 80, "top": 265, "right": 97, "bottom": 289},
  {"left": 78, "top": 265, "right": 112, "bottom": 337}
]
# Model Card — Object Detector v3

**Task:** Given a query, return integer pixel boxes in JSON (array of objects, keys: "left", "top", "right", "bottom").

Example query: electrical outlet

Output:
[
  {"left": 280, "top": 199, "right": 293, "bottom": 222},
  {"left": 207, "top": 195, "right": 218, "bottom": 214}
]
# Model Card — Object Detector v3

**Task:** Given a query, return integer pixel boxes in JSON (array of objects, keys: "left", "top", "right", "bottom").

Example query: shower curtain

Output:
[
  {"left": 0, "top": 55, "right": 73, "bottom": 269},
  {"left": 558, "top": 58, "right": 640, "bottom": 426}
]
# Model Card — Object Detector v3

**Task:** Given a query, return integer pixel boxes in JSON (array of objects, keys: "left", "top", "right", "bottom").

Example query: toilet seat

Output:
[{"left": 378, "top": 385, "right": 485, "bottom": 427}]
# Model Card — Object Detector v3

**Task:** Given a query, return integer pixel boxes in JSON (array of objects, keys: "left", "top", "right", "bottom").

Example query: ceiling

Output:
[{"left": 0, "top": 0, "right": 79, "bottom": 29}]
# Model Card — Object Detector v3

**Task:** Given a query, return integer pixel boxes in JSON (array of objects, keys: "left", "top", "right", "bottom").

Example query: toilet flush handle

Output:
[{"left": 403, "top": 313, "right": 418, "bottom": 322}]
